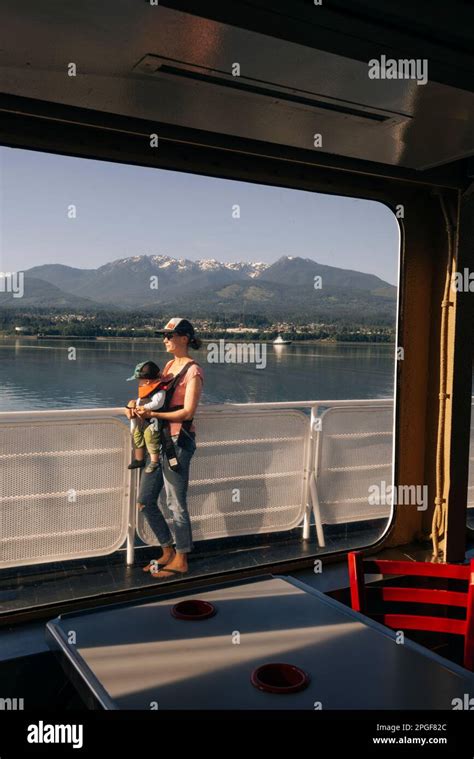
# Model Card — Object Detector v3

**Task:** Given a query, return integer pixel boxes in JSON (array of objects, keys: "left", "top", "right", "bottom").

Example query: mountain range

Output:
[{"left": 0, "top": 255, "right": 397, "bottom": 322}]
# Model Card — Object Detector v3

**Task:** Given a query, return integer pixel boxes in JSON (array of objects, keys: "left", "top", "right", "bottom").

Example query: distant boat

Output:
[{"left": 273, "top": 334, "right": 292, "bottom": 345}]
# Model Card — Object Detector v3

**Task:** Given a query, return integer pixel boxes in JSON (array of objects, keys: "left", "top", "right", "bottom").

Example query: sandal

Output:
[
  {"left": 143, "top": 549, "right": 176, "bottom": 572},
  {"left": 149, "top": 566, "right": 188, "bottom": 579},
  {"left": 142, "top": 560, "right": 167, "bottom": 573}
]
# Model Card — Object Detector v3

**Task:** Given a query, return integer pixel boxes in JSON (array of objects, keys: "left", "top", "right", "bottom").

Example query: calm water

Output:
[{"left": 0, "top": 338, "right": 396, "bottom": 411}]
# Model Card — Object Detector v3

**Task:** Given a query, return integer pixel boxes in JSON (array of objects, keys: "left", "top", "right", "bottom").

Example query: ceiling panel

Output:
[{"left": 0, "top": 1, "right": 473, "bottom": 170}]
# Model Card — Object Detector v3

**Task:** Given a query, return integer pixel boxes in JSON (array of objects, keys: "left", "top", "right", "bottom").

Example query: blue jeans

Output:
[{"left": 138, "top": 429, "right": 196, "bottom": 553}]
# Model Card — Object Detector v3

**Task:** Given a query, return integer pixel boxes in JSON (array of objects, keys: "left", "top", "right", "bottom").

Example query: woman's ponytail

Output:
[{"left": 189, "top": 336, "right": 202, "bottom": 350}]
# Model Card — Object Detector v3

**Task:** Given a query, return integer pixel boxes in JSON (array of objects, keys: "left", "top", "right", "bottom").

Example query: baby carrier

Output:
[
  {"left": 159, "top": 361, "right": 198, "bottom": 471},
  {"left": 133, "top": 380, "right": 164, "bottom": 431}
]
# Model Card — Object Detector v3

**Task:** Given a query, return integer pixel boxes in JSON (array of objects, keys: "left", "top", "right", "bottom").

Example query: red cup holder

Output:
[
  {"left": 171, "top": 599, "right": 216, "bottom": 620},
  {"left": 251, "top": 662, "right": 310, "bottom": 694}
]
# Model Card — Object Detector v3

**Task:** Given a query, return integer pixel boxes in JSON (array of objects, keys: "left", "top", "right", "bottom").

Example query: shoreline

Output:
[{"left": 0, "top": 334, "right": 395, "bottom": 346}]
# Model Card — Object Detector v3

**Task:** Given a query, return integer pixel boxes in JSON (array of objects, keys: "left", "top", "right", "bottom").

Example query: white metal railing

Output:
[
  {"left": 1, "top": 399, "right": 472, "bottom": 569},
  {"left": 137, "top": 405, "right": 310, "bottom": 547},
  {"left": 0, "top": 409, "right": 132, "bottom": 569},
  {"left": 310, "top": 400, "right": 394, "bottom": 547}
]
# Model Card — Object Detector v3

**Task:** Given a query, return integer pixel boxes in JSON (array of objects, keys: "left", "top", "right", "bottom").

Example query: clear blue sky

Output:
[{"left": 0, "top": 146, "right": 399, "bottom": 285}]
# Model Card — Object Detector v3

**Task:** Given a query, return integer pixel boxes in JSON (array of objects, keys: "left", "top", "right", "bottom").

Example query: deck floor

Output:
[
  {"left": 1, "top": 527, "right": 472, "bottom": 645},
  {"left": 0, "top": 523, "right": 384, "bottom": 616}
]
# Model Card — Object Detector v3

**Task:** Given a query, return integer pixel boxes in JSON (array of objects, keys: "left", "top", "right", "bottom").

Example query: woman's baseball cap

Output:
[
  {"left": 155, "top": 317, "right": 195, "bottom": 337},
  {"left": 126, "top": 360, "right": 161, "bottom": 381}
]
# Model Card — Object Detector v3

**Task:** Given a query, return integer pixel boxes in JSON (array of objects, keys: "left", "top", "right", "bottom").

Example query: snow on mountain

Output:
[{"left": 111, "top": 255, "right": 271, "bottom": 276}]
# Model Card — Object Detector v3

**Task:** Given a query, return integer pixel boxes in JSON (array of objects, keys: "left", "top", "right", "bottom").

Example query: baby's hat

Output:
[{"left": 126, "top": 361, "right": 160, "bottom": 381}]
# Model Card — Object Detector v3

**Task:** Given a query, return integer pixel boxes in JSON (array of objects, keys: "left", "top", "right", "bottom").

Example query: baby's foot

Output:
[
  {"left": 128, "top": 460, "right": 145, "bottom": 470},
  {"left": 145, "top": 462, "right": 160, "bottom": 474}
]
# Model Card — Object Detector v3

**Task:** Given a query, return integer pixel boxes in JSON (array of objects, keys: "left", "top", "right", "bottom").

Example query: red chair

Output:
[{"left": 348, "top": 551, "right": 474, "bottom": 671}]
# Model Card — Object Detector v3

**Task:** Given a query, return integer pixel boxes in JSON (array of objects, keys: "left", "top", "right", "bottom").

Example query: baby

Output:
[{"left": 125, "top": 360, "right": 166, "bottom": 474}]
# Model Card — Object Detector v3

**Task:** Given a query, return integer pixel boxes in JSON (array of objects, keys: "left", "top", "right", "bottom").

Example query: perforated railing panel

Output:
[
  {"left": 0, "top": 417, "right": 131, "bottom": 568},
  {"left": 316, "top": 404, "right": 394, "bottom": 524},
  {"left": 137, "top": 409, "right": 309, "bottom": 545},
  {"left": 6, "top": 397, "right": 470, "bottom": 567}
]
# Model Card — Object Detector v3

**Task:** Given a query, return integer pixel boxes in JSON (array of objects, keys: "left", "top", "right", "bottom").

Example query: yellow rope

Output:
[{"left": 431, "top": 195, "right": 455, "bottom": 561}]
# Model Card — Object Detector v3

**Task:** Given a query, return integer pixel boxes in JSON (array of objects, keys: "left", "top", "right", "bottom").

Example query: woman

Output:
[{"left": 136, "top": 317, "right": 203, "bottom": 579}]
